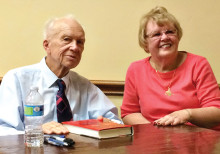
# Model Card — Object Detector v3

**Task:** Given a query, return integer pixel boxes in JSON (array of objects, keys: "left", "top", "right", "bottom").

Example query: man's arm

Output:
[
  {"left": 0, "top": 72, "right": 25, "bottom": 134},
  {"left": 87, "top": 83, "right": 122, "bottom": 122}
]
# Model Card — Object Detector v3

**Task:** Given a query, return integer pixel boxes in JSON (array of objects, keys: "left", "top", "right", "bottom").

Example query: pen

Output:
[
  {"left": 44, "top": 134, "right": 65, "bottom": 139},
  {"left": 44, "top": 137, "right": 69, "bottom": 146},
  {"left": 44, "top": 135, "right": 75, "bottom": 147},
  {"left": 51, "top": 135, "right": 75, "bottom": 146}
]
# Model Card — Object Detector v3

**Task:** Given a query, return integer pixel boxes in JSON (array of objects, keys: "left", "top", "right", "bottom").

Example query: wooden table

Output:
[{"left": 0, "top": 124, "right": 220, "bottom": 154}]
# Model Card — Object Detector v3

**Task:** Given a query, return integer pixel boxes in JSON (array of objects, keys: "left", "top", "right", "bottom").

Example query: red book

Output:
[{"left": 62, "top": 119, "right": 133, "bottom": 139}]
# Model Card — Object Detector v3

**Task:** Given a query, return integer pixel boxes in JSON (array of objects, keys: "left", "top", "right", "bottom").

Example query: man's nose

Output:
[{"left": 69, "top": 41, "right": 78, "bottom": 50}]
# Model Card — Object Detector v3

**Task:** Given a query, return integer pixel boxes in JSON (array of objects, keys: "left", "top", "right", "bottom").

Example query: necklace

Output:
[{"left": 155, "top": 69, "right": 176, "bottom": 96}]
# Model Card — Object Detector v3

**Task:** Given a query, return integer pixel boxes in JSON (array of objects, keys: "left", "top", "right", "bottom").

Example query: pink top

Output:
[{"left": 121, "top": 52, "right": 220, "bottom": 124}]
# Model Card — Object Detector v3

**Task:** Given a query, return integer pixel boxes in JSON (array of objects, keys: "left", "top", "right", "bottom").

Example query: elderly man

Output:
[{"left": 0, "top": 15, "right": 120, "bottom": 135}]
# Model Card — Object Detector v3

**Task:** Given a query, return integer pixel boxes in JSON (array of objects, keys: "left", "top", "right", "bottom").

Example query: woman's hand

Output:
[
  {"left": 42, "top": 121, "right": 70, "bottom": 135},
  {"left": 154, "top": 109, "right": 191, "bottom": 126}
]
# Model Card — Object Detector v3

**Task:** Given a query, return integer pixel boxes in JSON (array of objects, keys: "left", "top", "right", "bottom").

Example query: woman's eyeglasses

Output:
[{"left": 146, "top": 29, "right": 177, "bottom": 40}]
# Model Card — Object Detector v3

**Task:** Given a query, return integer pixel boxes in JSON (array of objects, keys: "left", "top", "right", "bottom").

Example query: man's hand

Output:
[
  {"left": 42, "top": 121, "right": 69, "bottom": 135},
  {"left": 97, "top": 116, "right": 111, "bottom": 122},
  {"left": 97, "top": 116, "right": 122, "bottom": 124}
]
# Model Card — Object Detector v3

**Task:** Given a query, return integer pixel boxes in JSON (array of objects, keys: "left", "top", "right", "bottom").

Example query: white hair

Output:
[{"left": 43, "top": 14, "right": 81, "bottom": 40}]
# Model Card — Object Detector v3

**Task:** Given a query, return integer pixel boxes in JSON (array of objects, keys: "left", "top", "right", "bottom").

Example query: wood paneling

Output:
[
  {"left": 90, "top": 80, "right": 124, "bottom": 96},
  {"left": 1, "top": 77, "right": 219, "bottom": 95},
  {"left": 0, "top": 77, "right": 124, "bottom": 96}
]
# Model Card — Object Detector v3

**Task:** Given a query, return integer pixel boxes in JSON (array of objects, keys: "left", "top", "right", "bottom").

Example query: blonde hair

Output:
[{"left": 138, "top": 6, "right": 183, "bottom": 53}]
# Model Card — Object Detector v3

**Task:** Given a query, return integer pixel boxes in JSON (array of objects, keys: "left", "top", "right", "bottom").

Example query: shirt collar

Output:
[
  {"left": 61, "top": 73, "right": 70, "bottom": 90},
  {"left": 40, "top": 57, "right": 70, "bottom": 88}
]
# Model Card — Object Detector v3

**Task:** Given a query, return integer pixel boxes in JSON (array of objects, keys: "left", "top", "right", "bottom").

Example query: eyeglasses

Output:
[{"left": 145, "top": 29, "right": 177, "bottom": 40}]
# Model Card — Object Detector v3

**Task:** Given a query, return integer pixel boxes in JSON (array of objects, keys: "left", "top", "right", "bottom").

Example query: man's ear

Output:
[
  {"left": 43, "top": 40, "right": 51, "bottom": 55},
  {"left": 43, "top": 40, "right": 49, "bottom": 50}
]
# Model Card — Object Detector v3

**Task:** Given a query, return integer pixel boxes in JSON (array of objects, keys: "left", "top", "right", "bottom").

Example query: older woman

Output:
[{"left": 121, "top": 6, "right": 220, "bottom": 129}]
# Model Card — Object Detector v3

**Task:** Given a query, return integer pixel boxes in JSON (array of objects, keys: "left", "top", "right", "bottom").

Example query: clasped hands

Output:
[
  {"left": 154, "top": 109, "right": 192, "bottom": 126},
  {"left": 42, "top": 116, "right": 111, "bottom": 135}
]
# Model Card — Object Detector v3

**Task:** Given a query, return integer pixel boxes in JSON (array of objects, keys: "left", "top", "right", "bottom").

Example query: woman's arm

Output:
[
  {"left": 154, "top": 107, "right": 220, "bottom": 128},
  {"left": 122, "top": 113, "right": 151, "bottom": 125},
  {"left": 189, "top": 107, "right": 220, "bottom": 128}
]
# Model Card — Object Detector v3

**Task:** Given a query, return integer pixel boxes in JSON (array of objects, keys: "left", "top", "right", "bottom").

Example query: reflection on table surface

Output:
[{"left": 0, "top": 124, "right": 220, "bottom": 154}]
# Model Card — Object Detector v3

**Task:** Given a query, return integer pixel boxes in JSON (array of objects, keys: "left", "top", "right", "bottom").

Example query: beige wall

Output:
[{"left": 1, "top": 1, "right": 220, "bottom": 116}]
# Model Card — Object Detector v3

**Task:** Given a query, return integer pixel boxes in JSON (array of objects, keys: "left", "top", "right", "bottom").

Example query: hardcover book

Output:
[
  {"left": 62, "top": 119, "right": 133, "bottom": 139},
  {"left": 67, "top": 132, "right": 133, "bottom": 148}
]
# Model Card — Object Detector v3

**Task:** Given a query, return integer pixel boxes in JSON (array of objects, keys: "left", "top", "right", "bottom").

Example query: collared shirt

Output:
[{"left": 0, "top": 57, "right": 120, "bottom": 135}]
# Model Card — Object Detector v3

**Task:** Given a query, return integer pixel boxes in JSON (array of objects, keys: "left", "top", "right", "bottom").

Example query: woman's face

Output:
[{"left": 145, "top": 20, "right": 179, "bottom": 60}]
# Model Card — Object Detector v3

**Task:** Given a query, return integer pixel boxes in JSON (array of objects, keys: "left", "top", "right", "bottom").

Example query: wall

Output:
[{"left": 1, "top": 1, "right": 220, "bottom": 117}]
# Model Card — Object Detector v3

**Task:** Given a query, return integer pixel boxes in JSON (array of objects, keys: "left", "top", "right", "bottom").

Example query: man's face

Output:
[{"left": 44, "top": 19, "right": 85, "bottom": 70}]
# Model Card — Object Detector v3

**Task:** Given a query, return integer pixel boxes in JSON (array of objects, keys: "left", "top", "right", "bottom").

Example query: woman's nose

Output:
[{"left": 160, "top": 32, "right": 170, "bottom": 41}]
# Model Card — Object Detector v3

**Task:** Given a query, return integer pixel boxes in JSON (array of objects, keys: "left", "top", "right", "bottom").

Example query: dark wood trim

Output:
[
  {"left": 0, "top": 77, "right": 124, "bottom": 96},
  {"left": 90, "top": 80, "right": 125, "bottom": 96},
  {"left": 1, "top": 77, "right": 219, "bottom": 96}
]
